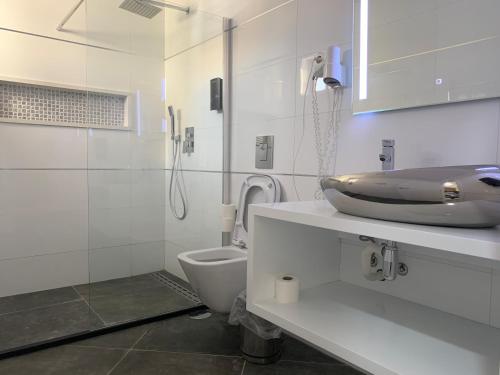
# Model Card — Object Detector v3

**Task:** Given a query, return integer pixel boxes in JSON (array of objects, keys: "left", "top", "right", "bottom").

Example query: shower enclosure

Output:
[{"left": 0, "top": 0, "right": 225, "bottom": 354}]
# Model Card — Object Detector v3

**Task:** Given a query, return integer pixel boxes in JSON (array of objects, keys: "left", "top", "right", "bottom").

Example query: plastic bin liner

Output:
[{"left": 228, "top": 290, "right": 282, "bottom": 340}]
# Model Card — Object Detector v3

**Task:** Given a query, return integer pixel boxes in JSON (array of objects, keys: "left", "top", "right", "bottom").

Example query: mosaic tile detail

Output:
[{"left": 0, "top": 81, "right": 127, "bottom": 129}]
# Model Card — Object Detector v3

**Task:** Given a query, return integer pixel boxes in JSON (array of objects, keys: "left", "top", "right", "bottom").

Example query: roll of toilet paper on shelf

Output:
[
  {"left": 275, "top": 275, "right": 300, "bottom": 304},
  {"left": 361, "top": 242, "right": 384, "bottom": 281},
  {"left": 221, "top": 204, "right": 236, "bottom": 232}
]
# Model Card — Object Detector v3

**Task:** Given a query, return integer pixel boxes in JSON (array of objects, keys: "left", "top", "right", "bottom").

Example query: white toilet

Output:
[{"left": 178, "top": 175, "right": 281, "bottom": 313}]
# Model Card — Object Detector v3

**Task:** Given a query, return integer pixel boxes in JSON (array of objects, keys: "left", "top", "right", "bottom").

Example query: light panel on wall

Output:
[{"left": 359, "top": 0, "right": 368, "bottom": 101}]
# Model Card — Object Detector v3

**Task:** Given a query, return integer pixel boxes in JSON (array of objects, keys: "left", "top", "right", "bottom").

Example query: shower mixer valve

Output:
[{"left": 183, "top": 127, "right": 194, "bottom": 155}]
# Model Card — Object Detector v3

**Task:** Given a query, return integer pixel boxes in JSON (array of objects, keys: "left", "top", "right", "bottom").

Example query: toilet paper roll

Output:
[
  {"left": 275, "top": 275, "right": 300, "bottom": 304},
  {"left": 221, "top": 204, "right": 236, "bottom": 232},
  {"left": 361, "top": 243, "right": 384, "bottom": 281}
]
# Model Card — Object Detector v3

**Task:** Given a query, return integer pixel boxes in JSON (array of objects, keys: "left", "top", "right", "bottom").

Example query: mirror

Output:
[{"left": 353, "top": 0, "right": 500, "bottom": 114}]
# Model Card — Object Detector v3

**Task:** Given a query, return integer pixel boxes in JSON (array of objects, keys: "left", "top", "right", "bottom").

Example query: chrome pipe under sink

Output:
[{"left": 321, "top": 165, "right": 500, "bottom": 228}]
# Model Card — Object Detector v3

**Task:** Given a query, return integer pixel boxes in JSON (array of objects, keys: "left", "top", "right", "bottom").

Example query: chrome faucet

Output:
[{"left": 379, "top": 139, "right": 395, "bottom": 170}]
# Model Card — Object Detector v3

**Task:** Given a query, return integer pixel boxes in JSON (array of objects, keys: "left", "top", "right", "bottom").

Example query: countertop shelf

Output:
[
  {"left": 250, "top": 200, "right": 500, "bottom": 262},
  {"left": 251, "top": 281, "right": 500, "bottom": 375}
]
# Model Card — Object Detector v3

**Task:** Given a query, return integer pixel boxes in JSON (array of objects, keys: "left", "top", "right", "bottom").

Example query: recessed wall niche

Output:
[{"left": 0, "top": 79, "right": 129, "bottom": 130}]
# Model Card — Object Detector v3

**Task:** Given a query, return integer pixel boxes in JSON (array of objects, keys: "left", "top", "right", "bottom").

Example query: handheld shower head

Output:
[{"left": 168, "top": 105, "right": 175, "bottom": 139}]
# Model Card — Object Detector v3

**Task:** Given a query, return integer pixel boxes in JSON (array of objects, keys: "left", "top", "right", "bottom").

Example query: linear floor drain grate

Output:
[{"left": 151, "top": 272, "right": 202, "bottom": 304}]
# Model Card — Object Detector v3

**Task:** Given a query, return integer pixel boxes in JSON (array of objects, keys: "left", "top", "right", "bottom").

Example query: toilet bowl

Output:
[{"left": 178, "top": 175, "right": 281, "bottom": 313}]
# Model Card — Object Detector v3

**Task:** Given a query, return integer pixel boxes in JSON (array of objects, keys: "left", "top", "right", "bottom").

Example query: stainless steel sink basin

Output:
[{"left": 321, "top": 165, "right": 500, "bottom": 228}]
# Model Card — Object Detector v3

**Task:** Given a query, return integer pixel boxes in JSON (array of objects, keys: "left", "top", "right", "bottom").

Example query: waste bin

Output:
[{"left": 229, "top": 291, "right": 283, "bottom": 364}]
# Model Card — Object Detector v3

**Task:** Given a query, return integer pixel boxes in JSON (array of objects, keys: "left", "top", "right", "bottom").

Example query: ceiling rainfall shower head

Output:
[{"left": 119, "top": 0, "right": 189, "bottom": 18}]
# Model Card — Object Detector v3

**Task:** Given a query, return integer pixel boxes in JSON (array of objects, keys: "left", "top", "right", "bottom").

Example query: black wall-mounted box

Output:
[{"left": 210, "top": 77, "right": 223, "bottom": 112}]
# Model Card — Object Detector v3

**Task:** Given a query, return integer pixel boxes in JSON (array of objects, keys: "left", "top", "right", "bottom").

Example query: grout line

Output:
[
  {"left": 164, "top": 32, "right": 223, "bottom": 62},
  {"left": 71, "top": 286, "right": 107, "bottom": 326},
  {"left": 107, "top": 329, "right": 149, "bottom": 375},
  {"left": 124, "top": 348, "right": 243, "bottom": 359},
  {"left": 240, "top": 360, "right": 247, "bottom": 375},
  {"left": 0, "top": 167, "right": 318, "bottom": 178},
  {"left": 236, "top": 0, "right": 296, "bottom": 28},
  {"left": 0, "top": 298, "right": 83, "bottom": 318}
]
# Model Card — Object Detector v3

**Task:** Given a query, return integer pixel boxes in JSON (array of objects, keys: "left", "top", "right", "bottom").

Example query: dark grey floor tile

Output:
[
  {"left": 136, "top": 313, "right": 241, "bottom": 356},
  {"left": 88, "top": 286, "right": 197, "bottom": 325},
  {"left": 0, "top": 345, "right": 126, "bottom": 375},
  {"left": 281, "top": 335, "right": 342, "bottom": 364},
  {"left": 0, "top": 287, "right": 81, "bottom": 315},
  {"left": 110, "top": 350, "right": 244, "bottom": 375},
  {"left": 243, "top": 361, "right": 364, "bottom": 375},
  {"left": 75, "top": 274, "right": 166, "bottom": 300},
  {"left": 0, "top": 300, "right": 103, "bottom": 352},
  {"left": 71, "top": 324, "right": 152, "bottom": 349}
]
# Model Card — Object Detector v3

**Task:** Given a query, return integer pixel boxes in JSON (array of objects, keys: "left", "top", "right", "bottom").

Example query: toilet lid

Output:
[{"left": 232, "top": 175, "right": 281, "bottom": 248}]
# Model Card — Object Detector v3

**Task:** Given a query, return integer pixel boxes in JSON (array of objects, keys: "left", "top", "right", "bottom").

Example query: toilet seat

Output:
[{"left": 232, "top": 175, "right": 281, "bottom": 248}]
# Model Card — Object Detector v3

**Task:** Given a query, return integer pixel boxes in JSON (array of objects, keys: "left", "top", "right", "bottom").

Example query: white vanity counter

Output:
[{"left": 246, "top": 200, "right": 500, "bottom": 375}]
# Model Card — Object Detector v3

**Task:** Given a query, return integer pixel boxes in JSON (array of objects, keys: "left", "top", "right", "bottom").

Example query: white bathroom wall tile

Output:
[
  {"left": 296, "top": 0, "right": 353, "bottom": 57},
  {"left": 131, "top": 170, "right": 166, "bottom": 208},
  {"left": 164, "top": 240, "right": 188, "bottom": 281},
  {"left": 131, "top": 241, "right": 165, "bottom": 276},
  {"left": 164, "top": 35, "right": 223, "bottom": 129},
  {"left": 131, "top": 204, "right": 165, "bottom": 244},
  {"left": 0, "top": 0, "right": 87, "bottom": 45},
  {"left": 86, "top": 47, "right": 133, "bottom": 94},
  {"left": 0, "top": 170, "right": 87, "bottom": 212},
  {"left": 0, "top": 171, "right": 88, "bottom": 259},
  {"left": 89, "top": 246, "right": 132, "bottom": 283},
  {"left": 0, "top": 250, "right": 89, "bottom": 298},
  {"left": 230, "top": 117, "right": 294, "bottom": 174},
  {"left": 291, "top": 111, "right": 342, "bottom": 177},
  {"left": 87, "top": 0, "right": 164, "bottom": 56},
  {"left": 188, "top": 0, "right": 292, "bottom": 28},
  {"left": 164, "top": 7, "right": 223, "bottom": 58},
  {"left": 0, "top": 124, "right": 87, "bottom": 169},
  {"left": 131, "top": 133, "right": 166, "bottom": 169},
  {"left": 88, "top": 170, "right": 132, "bottom": 210},
  {"left": 164, "top": 170, "right": 222, "bottom": 251},
  {"left": 164, "top": 34, "right": 223, "bottom": 172},
  {"left": 89, "top": 207, "right": 133, "bottom": 250},
  {"left": 0, "top": 210, "right": 89, "bottom": 261},
  {"left": 335, "top": 99, "right": 500, "bottom": 175},
  {"left": 275, "top": 175, "right": 318, "bottom": 202},
  {"left": 87, "top": 129, "right": 132, "bottom": 169},
  {"left": 168, "top": 126, "right": 223, "bottom": 171},
  {"left": 340, "top": 242, "right": 492, "bottom": 325},
  {"left": 233, "top": 57, "right": 297, "bottom": 125},
  {"left": 88, "top": 242, "right": 165, "bottom": 283},
  {"left": 233, "top": 0, "right": 297, "bottom": 74},
  {"left": 0, "top": 31, "right": 86, "bottom": 88},
  {"left": 0, "top": 0, "right": 164, "bottom": 55}
]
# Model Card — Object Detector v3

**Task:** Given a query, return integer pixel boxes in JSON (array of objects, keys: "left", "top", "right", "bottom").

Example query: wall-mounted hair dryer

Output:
[{"left": 313, "top": 45, "right": 343, "bottom": 88}]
